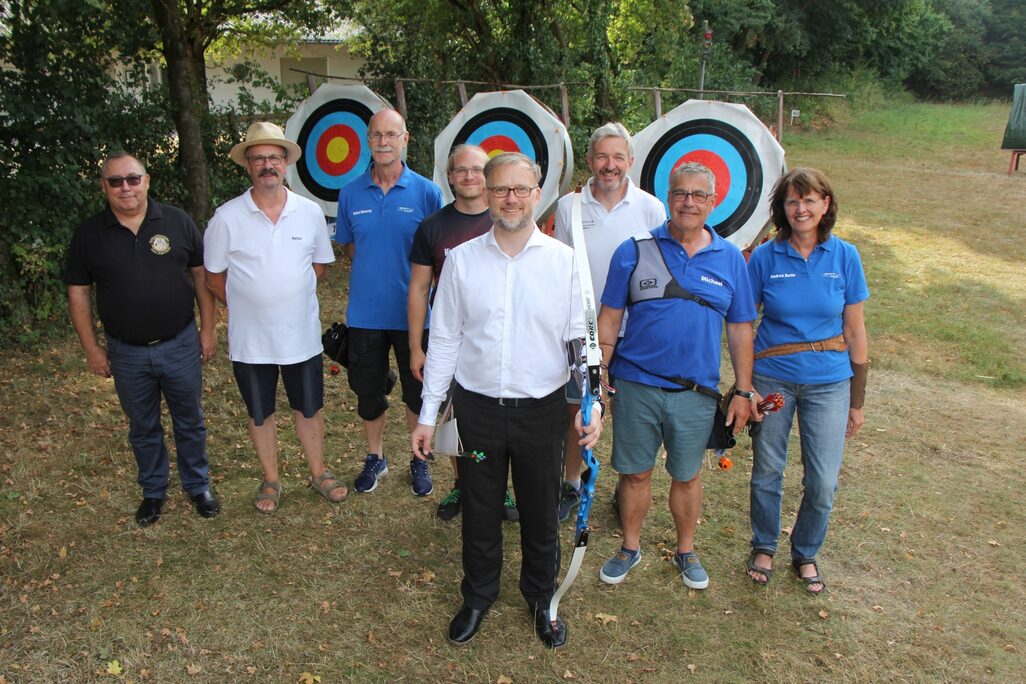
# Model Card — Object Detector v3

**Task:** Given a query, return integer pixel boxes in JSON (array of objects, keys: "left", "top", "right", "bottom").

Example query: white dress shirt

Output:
[{"left": 418, "top": 226, "right": 584, "bottom": 425}]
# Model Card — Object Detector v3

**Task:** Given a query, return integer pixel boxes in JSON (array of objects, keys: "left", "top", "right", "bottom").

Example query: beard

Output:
[
  {"left": 594, "top": 172, "right": 626, "bottom": 193},
  {"left": 492, "top": 210, "right": 533, "bottom": 233}
]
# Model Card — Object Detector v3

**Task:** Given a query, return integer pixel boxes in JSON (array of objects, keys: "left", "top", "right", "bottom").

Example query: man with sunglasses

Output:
[
  {"left": 595, "top": 162, "right": 757, "bottom": 591},
  {"left": 65, "top": 151, "right": 219, "bottom": 527},
  {"left": 336, "top": 109, "right": 442, "bottom": 497}
]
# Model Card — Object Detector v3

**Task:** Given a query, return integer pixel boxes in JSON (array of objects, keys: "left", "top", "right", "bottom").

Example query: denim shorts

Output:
[
  {"left": 611, "top": 378, "right": 716, "bottom": 482},
  {"left": 232, "top": 354, "right": 323, "bottom": 426}
]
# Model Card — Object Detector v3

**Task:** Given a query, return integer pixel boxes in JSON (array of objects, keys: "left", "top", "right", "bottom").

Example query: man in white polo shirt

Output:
[
  {"left": 204, "top": 122, "right": 346, "bottom": 514},
  {"left": 552, "top": 122, "right": 666, "bottom": 523}
]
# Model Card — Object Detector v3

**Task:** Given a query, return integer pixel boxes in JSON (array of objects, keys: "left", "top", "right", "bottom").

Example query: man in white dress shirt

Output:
[{"left": 411, "top": 153, "right": 603, "bottom": 649}]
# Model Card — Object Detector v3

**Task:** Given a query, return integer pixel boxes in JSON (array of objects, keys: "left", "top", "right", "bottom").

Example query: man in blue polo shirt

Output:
[
  {"left": 595, "top": 162, "right": 757, "bottom": 591},
  {"left": 336, "top": 109, "right": 443, "bottom": 496}
]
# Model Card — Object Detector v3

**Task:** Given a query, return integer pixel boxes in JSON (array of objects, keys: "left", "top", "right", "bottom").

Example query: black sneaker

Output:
[
  {"left": 557, "top": 481, "right": 582, "bottom": 522},
  {"left": 437, "top": 486, "right": 461, "bottom": 520}
]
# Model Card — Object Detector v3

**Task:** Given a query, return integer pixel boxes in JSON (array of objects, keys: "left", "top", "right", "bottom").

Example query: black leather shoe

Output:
[
  {"left": 135, "top": 497, "right": 164, "bottom": 527},
  {"left": 190, "top": 490, "right": 221, "bottom": 519},
  {"left": 530, "top": 605, "right": 568, "bottom": 649},
  {"left": 448, "top": 605, "right": 487, "bottom": 645}
]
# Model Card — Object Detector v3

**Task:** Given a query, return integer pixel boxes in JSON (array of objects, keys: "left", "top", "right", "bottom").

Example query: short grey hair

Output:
[
  {"left": 669, "top": 162, "right": 715, "bottom": 194},
  {"left": 484, "top": 152, "right": 541, "bottom": 185},
  {"left": 101, "top": 151, "right": 146, "bottom": 177},
  {"left": 446, "top": 144, "right": 488, "bottom": 173},
  {"left": 587, "top": 122, "right": 633, "bottom": 158}
]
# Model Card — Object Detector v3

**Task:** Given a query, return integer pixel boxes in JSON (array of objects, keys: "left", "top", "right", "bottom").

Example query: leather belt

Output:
[
  {"left": 754, "top": 334, "right": 847, "bottom": 360},
  {"left": 457, "top": 385, "right": 562, "bottom": 408}
]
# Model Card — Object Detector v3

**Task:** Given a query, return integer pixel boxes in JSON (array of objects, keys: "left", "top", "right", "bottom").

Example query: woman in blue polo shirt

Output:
[{"left": 745, "top": 167, "right": 869, "bottom": 594}]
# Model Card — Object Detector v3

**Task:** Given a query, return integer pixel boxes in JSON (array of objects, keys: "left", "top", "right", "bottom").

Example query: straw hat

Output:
[{"left": 229, "top": 122, "right": 302, "bottom": 168}]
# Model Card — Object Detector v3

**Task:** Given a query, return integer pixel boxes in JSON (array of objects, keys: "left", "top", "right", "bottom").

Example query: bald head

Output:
[{"left": 368, "top": 109, "right": 408, "bottom": 169}]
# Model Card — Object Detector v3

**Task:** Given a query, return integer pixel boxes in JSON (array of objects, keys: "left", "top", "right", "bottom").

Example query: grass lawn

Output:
[{"left": 2, "top": 100, "right": 1025, "bottom": 682}]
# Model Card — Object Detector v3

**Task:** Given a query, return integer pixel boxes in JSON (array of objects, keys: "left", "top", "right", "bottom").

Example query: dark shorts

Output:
[
  {"left": 346, "top": 327, "right": 425, "bottom": 420},
  {"left": 232, "top": 354, "right": 324, "bottom": 426}
]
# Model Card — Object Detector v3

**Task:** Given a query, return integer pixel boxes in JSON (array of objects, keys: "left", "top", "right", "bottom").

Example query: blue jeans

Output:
[
  {"left": 749, "top": 372, "right": 849, "bottom": 562},
  {"left": 106, "top": 323, "right": 210, "bottom": 498}
]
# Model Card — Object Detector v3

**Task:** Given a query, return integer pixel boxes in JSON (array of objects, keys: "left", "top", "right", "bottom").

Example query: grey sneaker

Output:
[
  {"left": 557, "top": 481, "right": 582, "bottom": 522},
  {"left": 599, "top": 547, "right": 641, "bottom": 585},
  {"left": 674, "top": 551, "right": 709, "bottom": 590}
]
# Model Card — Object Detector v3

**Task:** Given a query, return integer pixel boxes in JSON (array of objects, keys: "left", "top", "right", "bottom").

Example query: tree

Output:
[{"left": 146, "top": 0, "right": 342, "bottom": 223}]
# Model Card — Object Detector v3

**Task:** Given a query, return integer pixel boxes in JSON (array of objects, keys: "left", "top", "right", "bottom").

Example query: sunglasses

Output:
[{"left": 105, "top": 174, "right": 145, "bottom": 188}]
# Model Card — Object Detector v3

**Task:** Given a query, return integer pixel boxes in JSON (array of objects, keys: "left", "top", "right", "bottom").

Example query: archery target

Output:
[
  {"left": 434, "top": 90, "right": 573, "bottom": 219},
  {"left": 285, "top": 84, "right": 391, "bottom": 217},
  {"left": 630, "top": 100, "right": 785, "bottom": 249}
]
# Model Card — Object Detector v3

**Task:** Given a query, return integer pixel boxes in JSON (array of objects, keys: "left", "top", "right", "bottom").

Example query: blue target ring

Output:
[
  {"left": 296, "top": 99, "right": 375, "bottom": 202},
  {"left": 650, "top": 134, "right": 747, "bottom": 227},
  {"left": 452, "top": 107, "right": 550, "bottom": 180},
  {"left": 464, "top": 121, "right": 537, "bottom": 160},
  {"left": 640, "top": 118, "right": 762, "bottom": 239}
]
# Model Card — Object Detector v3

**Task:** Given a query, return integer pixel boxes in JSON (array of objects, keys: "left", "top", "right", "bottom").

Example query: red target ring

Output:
[{"left": 315, "top": 124, "right": 361, "bottom": 176}]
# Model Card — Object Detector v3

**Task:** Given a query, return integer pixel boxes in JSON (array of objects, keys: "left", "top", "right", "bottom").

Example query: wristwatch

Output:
[{"left": 732, "top": 388, "right": 755, "bottom": 400}]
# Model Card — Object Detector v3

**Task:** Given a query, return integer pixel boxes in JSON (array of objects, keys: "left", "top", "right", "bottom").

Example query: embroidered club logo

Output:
[{"left": 149, "top": 234, "right": 171, "bottom": 255}]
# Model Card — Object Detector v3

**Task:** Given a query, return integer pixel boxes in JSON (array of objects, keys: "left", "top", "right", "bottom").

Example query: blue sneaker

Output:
[
  {"left": 674, "top": 551, "right": 709, "bottom": 590},
  {"left": 409, "top": 458, "right": 432, "bottom": 496},
  {"left": 354, "top": 454, "right": 387, "bottom": 493},
  {"left": 557, "top": 481, "right": 582, "bottom": 523},
  {"left": 599, "top": 547, "right": 641, "bottom": 585}
]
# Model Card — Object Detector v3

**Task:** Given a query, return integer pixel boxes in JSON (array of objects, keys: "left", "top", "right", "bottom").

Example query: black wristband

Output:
[{"left": 732, "top": 388, "right": 755, "bottom": 400}]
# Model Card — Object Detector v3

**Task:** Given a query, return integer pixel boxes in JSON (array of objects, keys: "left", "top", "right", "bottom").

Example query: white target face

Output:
[
  {"left": 433, "top": 90, "right": 573, "bottom": 219},
  {"left": 630, "top": 100, "right": 785, "bottom": 249},
  {"left": 285, "top": 84, "right": 391, "bottom": 218}
]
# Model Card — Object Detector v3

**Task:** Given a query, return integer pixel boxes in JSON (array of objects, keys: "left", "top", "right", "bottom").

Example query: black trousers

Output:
[{"left": 453, "top": 384, "right": 566, "bottom": 610}]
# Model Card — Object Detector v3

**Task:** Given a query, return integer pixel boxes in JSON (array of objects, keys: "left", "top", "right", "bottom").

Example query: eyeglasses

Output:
[
  {"left": 452, "top": 166, "right": 485, "bottom": 177},
  {"left": 670, "top": 189, "right": 712, "bottom": 204},
  {"left": 368, "top": 131, "right": 405, "bottom": 141},
  {"left": 247, "top": 154, "right": 285, "bottom": 166},
  {"left": 487, "top": 185, "right": 537, "bottom": 198},
  {"left": 784, "top": 197, "right": 824, "bottom": 210},
  {"left": 105, "top": 174, "right": 144, "bottom": 188}
]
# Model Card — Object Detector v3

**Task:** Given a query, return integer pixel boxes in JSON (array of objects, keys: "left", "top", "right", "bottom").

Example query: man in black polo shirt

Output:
[{"left": 65, "top": 151, "right": 219, "bottom": 526}]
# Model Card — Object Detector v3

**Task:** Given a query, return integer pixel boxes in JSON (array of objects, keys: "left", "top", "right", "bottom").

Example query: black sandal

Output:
[
  {"left": 792, "top": 559, "right": 827, "bottom": 594},
  {"left": 746, "top": 549, "right": 774, "bottom": 585}
]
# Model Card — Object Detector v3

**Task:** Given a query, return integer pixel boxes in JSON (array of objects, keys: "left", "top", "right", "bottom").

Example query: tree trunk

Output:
[{"left": 150, "top": 0, "right": 213, "bottom": 224}]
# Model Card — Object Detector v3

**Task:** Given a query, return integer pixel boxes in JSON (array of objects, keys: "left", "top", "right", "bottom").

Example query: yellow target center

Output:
[{"left": 326, "top": 137, "right": 350, "bottom": 164}]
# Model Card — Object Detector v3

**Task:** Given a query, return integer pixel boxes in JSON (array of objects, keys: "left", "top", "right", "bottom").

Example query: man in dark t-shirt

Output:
[
  {"left": 407, "top": 145, "right": 517, "bottom": 521},
  {"left": 64, "top": 152, "right": 219, "bottom": 527}
]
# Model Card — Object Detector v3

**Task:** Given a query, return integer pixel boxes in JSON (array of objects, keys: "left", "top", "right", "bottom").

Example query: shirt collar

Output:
[
  {"left": 103, "top": 199, "right": 161, "bottom": 229},
  {"left": 772, "top": 234, "right": 835, "bottom": 257},
  {"left": 652, "top": 221, "right": 723, "bottom": 251},
  {"left": 243, "top": 187, "right": 296, "bottom": 217},
  {"left": 364, "top": 161, "right": 410, "bottom": 189},
  {"left": 484, "top": 224, "right": 545, "bottom": 254},
  {"left": 582, "top": 176, "right": 641, "bottom": 207}
]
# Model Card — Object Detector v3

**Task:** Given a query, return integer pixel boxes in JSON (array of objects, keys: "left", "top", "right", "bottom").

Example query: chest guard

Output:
[{"left": 627, "top": 235, "right": 722, "bottom": 315}]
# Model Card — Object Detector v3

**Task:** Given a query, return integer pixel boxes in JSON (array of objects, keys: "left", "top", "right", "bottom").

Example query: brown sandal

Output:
[
  {"left": 311, "top": 470, "right": 348, "bottom": 503},
  {"left": 253, "top": 481, "right": 281, "bottom": 514}
]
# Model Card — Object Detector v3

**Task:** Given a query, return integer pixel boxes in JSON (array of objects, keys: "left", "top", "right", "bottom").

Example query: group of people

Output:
[{"left": 65, "top": 111, "right": 868, "bottom": 649}]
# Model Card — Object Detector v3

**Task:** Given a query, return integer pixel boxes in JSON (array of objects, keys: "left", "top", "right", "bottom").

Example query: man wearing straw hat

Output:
[{"left": 204, "top": 122, "right": 344, "bottom": 514}]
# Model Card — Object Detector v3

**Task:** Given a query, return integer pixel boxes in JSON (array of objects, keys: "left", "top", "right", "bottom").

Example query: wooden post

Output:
[
  {"left": 395, "top": 79, "right": 408, "bottom": 120},
  {"left": 457, "top": 80, "right": 469, "bottom": 106},
  {"left": 652, "top": 88, "right": 663, "bottom": 119},
  {"left": 776, "top": 90, "right": 784, "bottom": 143},
  {"left": 559, "top": 82, "right": 570, "bottom": 126},
  {"left": 305, "top": 73, "right": 318, "bottom": 95}
]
